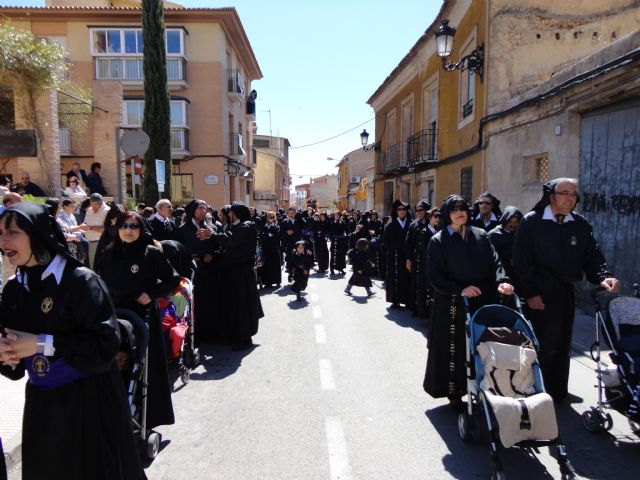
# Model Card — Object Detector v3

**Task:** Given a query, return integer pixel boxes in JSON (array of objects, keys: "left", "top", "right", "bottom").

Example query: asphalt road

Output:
[{"left": 8, "top": 270, "right": 640, "bottom": 479}]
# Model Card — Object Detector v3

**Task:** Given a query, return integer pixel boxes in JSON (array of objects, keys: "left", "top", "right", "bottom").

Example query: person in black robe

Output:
[
  {"left": 212, "top": 202, "right": 264, "bottom": 350},
  {"left": 513, "top": 178, "right": 620, "bottom": 401},
  {"left": 312, "top": 212, "right": 330, "bottom": 273},
  {"left": 280, "top": 207, "right": 303, "bottom": 282},
  {"left": 97, "top": 211, "right": 179, "bottom": 431},
  {"left": 405, "top": 200, "right": 431, "bottom": 316},
  {"left": 383, "top": 200, "right": 412, "bottom": 307},
  {"left": 470, "top": 191, "right": 502, "bottom": 232},
  {"left": 177, "top": 199, "right": 221, "bottom": 342},
  {"left": 0, "top": 202, "right": 145, "bottom": 480},
  {"left": 258, "top": 211, "right": 282, "bottom": 288},
  {"left": 93, "top": 203, "right": 125, "bottom": 269},
  {"left": 345, "top": 238, "right": 374, "bottom": 297},
  {"left": 423, "top": 195, "right": 514, "bottom": 410},
  {"left": 290, "top": 240, "right": 314, "bottom": 301},
  {"left": 488, "top": 206, "right": 523, "bottom": 293},
  {"left": 150, "top": 199, "right": 178, "bottom": 241},
  {"left": 329, "top": 211, "right": 348, "bottom": 275}
]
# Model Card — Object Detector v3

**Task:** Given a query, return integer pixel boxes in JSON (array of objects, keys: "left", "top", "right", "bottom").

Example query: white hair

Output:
[{"left": 155, "top": 199, "right": 172, "bottom": 210}]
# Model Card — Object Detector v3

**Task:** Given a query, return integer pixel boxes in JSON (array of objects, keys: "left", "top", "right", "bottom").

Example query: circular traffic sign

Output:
[{"left": 119, "top": 129, "right": 150, "bottom": 157}]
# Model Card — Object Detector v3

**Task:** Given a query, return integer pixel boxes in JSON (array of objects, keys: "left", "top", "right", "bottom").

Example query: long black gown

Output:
[
  {"left": 312, "top": 220, "right": 330, "bottom": 272},
  {"left": 0, "top": 258, "right": 145, "bottom": 480},
  {"left": 258, "top": 222, "right": 282, "bottom": 287},
  {"left": 406, "top": 221, "right": 436, "bottom": 318},
  {"left": 423, "top": 226, "right": 506, "bottom": 399},
  {"left": 98, "top": 240, "right": 180, "bottom": 430},
  {"left": 405, "top": 219, "right": 428, "bottom": 314},
  {"left": 383, "top": 217, "right": 411, "bottom": 305},
  {"left": 329, "top": 220, "right": 348, "bottom": 272},
  {"left": 280, "top": 217, "right": 303, "bottom": 274}
]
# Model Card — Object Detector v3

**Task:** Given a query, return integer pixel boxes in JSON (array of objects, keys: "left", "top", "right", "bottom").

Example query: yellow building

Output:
[
  {"left": 253, "top": 134, "right": 290, "bottom": 212},
  {"left": 0, "top": 0, "right": 262, "bottom": 207}
]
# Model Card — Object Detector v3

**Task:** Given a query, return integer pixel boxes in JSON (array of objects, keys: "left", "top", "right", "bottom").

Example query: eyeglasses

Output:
[
  {"left": 477, "top": 201, "right": 492, "bottom": 206},
  {"left": 450, "top": 206, "right": 467, "bottom": 212},
  {"left": 69, "top": 180, "right": 78, "bottom": 184},
  {"left": 553, "top": 191, "right": 579, "bottom": 198},
  {"left": 119, "top": 223, "right": 141, "bottom": 230},
  {"left": 415, "top": 208, "right": 425, "bottom": 212},
  {"left": 397, "top": 207, "right": 407, "bottom": 211}
]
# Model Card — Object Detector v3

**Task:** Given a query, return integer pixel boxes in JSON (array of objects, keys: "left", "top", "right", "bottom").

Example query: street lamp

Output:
[
  {"left": 435, "top": 19, "right": 484, "bottom": 82},
  {"left": 360, "top": 129, "right": 380, "bottom": 152}
]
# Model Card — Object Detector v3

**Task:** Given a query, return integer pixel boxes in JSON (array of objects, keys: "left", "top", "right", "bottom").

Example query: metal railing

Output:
[
  {"left": 408, "top": 128, "right": 438, "bottom": 165},
  {"left": 95, "top": 57, "right": 186, "bottom": 82},
  {"left": 59, "top": 127, "right": 72, "bottom": 155},
  {"left": 229, "top": 133, "right": 245, "bottom": 157},
  {"left": 170, "top": 128, "right": 188, "bottom": 151},
  {"left": 227, "top": 69, "right": 244, "bottom": 94},
  {"left": 462, "top": 98, "right": 474, "bottom": 118}
]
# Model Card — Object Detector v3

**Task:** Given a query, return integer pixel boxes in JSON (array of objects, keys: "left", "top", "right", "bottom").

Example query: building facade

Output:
[
  {"left": 335, "top": 147, "right": 374, "bottom": 211},
  {"left": 252, "top": 134, "right": 290, "bottom": 212},
  {"left": 0, "top": 0, "right": 262, "bottom": 207}
]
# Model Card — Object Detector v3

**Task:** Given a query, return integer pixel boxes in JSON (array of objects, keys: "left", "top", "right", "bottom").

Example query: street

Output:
[{"left": 8, "top": 270, "right": 640, "bottom": 480}]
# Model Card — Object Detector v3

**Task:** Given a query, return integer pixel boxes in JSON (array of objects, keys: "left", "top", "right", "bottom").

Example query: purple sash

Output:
[{"left": 24, "top": 355, "right": 87, "bottom": 391}]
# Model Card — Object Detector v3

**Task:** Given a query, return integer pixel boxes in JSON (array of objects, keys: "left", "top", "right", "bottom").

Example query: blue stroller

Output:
[{"left": 458, "top": 297, "right": 575, "bottom": 479}]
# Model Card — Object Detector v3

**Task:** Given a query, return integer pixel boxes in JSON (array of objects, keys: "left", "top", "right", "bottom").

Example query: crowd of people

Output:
[{"left": 0, "top": 175, "right": 623, "bottom": 479}]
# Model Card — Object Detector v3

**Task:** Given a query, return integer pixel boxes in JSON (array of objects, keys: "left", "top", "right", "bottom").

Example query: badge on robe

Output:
[
  {"left": 131, "top": 264, "right": 140, "bottom": 274},
  {"left": 32, "top": 355, "right": 50, "bottom": 377},
  {"left": 570, "top": 236, "right": 578, "bottom": 246},
  {"left": 41, "top": 297, "right": 53, "bottom": 314}
]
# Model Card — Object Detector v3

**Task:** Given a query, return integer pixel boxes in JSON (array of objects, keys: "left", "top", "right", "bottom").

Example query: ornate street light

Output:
[
  {"left": 360, "top": 129, "right": 380, "bottom": 152},
  {"left": 435, "top": 19, "right": 484, "bottom": 82}
]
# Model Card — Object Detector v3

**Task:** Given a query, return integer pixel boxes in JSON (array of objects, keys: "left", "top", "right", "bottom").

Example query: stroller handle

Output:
[{"left": 590, "top": 286, "right": 606, "bottom": 301}]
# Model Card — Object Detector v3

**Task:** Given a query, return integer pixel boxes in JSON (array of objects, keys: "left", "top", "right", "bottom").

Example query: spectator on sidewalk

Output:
[
  {"left": 63, "top": 175, "right": 87, "bottom": 202},
  {"left": 65, "top": 161, "right": 88, "bottom": 187},
  {"left": 85, "top": 162, "right": 107, "bottom": 196},
  {"left": 0, "top": 174, "right": 11, "bottom": 196},
  {"left": 10, "top": 172, "right": 46, "bottom": 197}
]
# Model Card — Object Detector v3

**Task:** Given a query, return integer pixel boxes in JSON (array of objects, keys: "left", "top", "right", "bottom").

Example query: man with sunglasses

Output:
[
  {"left": 470, "top": 192, "right": 502, "bottom": 232},
  {"left": 405, "top": 200, "right": 430, "bottom": 317},
  {"left": 383, "top": 200, "right": 412, "bottom": 308},
  {"left": 514, "top": 178, "right": 620, "bottom": 402}
]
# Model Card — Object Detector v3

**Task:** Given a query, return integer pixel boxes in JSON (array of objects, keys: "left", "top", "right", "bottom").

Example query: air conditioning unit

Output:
[{"left": 350, "top": 175, "right": 361, "bottom": 184}]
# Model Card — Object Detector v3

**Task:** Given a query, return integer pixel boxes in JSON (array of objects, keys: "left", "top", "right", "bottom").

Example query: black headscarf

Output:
[
  {"left": 531, "top": 178, "right": 581, "bottom": 213},
  {"left": 499, "top": 206, "right": 523, "bottom": 227},
  {"left": 230, "top": 201, "right": 250, "bottom": 222},
  {"left": 439, "top": 195, "right": 470, "bottom": 227},
  {"left": 184, "top": 199, "right": 206, "bottom": 220},
  {"left": 391, "top": 199, "right": 411, "bottom": 220},
  {"left": 472, "top": 191, "right": 502, "bottom": 219},
  {"left": 415, "top": 200, "right": 431, "bottom": 211}
]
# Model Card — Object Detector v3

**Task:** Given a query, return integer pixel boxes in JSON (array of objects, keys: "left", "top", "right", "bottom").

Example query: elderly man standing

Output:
[
  {"left": 82, "top": 193, "right": 110, "bottom": 267},
  {"left": 150, "top": 199, "right": 177, "bottom": 241},
  {"left": 10, "top": 171, "right": 46, "bottom": 197},
  {"left": 513, "top": 178, "right": 620, "bottom": 402}
]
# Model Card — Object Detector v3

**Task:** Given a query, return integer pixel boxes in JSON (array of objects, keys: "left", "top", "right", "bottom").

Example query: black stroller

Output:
[
  {"left": 116, "top": 308, "right": 162, "bottom": 460},
  {"left": 458, "top": 297, "right": 575, "bottom": 479},
  {"left": 582, "top": 284, "right": 640, "bottom": 436}
]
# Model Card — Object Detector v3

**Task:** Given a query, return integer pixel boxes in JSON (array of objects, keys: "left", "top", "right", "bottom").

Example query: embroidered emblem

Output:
[
  {"left": 41, "top": 297, "right": 53, "bottom": 314},
  {"left": 570, "top": 236, "right": 578, "bottom": 246},
  {"left": 32, "top": 355, "right": 50, "bottom": 377},
  {"left": 131, "top": 264, "right": 140, "bottom": 274}
]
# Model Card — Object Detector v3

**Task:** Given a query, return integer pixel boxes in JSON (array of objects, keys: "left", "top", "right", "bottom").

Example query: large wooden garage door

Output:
[{"left": 580, "top": 100, "right": 640, "bottom": 294}]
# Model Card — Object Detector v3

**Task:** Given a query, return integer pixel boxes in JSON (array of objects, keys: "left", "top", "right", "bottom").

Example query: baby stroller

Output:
[
  {"left": 458, "top": 297, "right": 575, "bottom": 479},
  {"left": 582, "top": 284, "right": 640, "bottom": 436},
  {"left": 116, "top": 308, "right": 162, "bottom": 460},
  {"left": 166, "top": 278, "right": 200, "bottom": 386}
]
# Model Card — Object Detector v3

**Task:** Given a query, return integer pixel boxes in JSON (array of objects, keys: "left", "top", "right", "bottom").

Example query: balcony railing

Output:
[
  {"left": 95, "top": 57, "right": 187, "bottom": 82},
  {"left": 59, "top": 127, "right": 72, "bottom": 155},
  {"left": 170, "top": 128, "right": 188, "bottom": 152},
  {"left": 227, "top": 69, "right": 244, "bottom": 94},
  {"left": 229, "top": 133, "right": 245, "bottom": 157},
  {"left": 377, "top": 128, "right": 438, "bottom": 174}
]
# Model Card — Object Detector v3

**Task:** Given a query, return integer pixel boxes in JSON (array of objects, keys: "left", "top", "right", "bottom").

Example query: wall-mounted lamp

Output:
[
  {"left": 435, "top": 19, "right": 484, "bottom": 82},
  {"left": 360, "top": 129, "right": 380, "bottom": 152}
]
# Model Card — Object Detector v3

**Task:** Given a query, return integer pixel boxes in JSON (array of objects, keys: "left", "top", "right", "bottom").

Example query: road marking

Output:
[
  {"left": 310, "top": 293, "right": 319, "bottom": 302},
  {"left": 312, "top": 306, "right": 322, "bottom": 319},
  {"left": 318, "top": 359, "right": 335, "bottom": 390},
  {"left": 325, "top": 417, "right": 353, "bottom": 480},
  {"left": 315, "top": 323, "right": 327, "bottom": 344}
]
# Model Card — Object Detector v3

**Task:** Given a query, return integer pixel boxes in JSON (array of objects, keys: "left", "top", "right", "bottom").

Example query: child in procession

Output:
[
  {"left": 290, "top": 240, "right": 314, "bottom": 301},
  {"left": 345, "top": 238, "right": 375, "bottom": 297}
]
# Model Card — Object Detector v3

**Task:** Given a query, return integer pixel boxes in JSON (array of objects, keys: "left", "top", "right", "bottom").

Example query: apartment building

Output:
[
  {"left": 335, "top": 147, "right": 374, "bottom": 211},
  {"left": 252, "top": 134, "right": 291, "bottom": 212},
  {"left": 0, "top": 0, "right": 262, "bottom": 207}
]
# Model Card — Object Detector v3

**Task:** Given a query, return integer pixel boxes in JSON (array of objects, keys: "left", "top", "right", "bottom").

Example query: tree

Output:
[{"left": 141, "top": 0, "right": 172, "bottom": 203}]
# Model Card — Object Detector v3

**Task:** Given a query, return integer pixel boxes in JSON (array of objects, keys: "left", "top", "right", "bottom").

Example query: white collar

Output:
[
  {"left": 475, "top": 212, "right": 497, "bottom": 222},
  {"left": 13, "top": 254, "right": 67, "bottom": 291},
  {"left": 155, "top": 212, "right": 170, "bottom": 223},
  {"left": 542, "top": 205, "right": 575, "bottom": 223},
  {"left": 397, "top": 217, "right": 407, "bottom": 226},
  {"left": 428, "top": 225, "right": 437, "bottom": 234}
]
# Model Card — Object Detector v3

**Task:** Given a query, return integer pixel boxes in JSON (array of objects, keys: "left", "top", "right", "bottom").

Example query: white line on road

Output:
[
  {"left": 325, "top": 417, "right": 353, "bottom": 480},
  {"left": 318, "top": 359, "right": 335, "bottom": 390},
  {"left": 310, "top": 293, "right": 319, "bottom": 302},
  {"left": 313, "top": 306, "right": 322, "bottom": 319},
  {"left": 315, "top": 323, "right": 327, "bottom": 344}
]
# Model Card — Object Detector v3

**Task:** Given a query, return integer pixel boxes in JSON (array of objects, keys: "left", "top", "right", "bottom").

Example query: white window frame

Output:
[
  {"left": 122, "top": 99, "right": 189, "bottom": 128},
  {"left": 421, "top": 73, "right": 438, "bottom": 132},
  {"left": 386, "top": 109, "right": 397, "bottom": 146},
  {"left": 458, "top": 28, "right": 477, "bottom": 130},
  {"left": 90, "top": 28, "right": 185, "bottom": 57},
  {"left": 401, "top": 93, "right": 414, "bottom": 142}
]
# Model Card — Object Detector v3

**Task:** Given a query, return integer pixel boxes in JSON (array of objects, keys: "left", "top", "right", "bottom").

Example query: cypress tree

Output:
[{"left": 141, "top": 0, "right": 171, "bottom": 203}]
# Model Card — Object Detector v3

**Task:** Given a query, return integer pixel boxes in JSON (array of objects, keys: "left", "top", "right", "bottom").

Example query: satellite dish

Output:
[{"left": 119, "top": 129, "right": 150, "bottom": 157}]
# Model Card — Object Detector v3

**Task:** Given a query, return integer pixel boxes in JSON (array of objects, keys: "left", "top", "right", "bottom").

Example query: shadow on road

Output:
[
  {"left": 384, "top": 306, "right": 429, "bottom": 338},
  {"left": 189, "top": 343, "right": 259, "bottom": 381}
]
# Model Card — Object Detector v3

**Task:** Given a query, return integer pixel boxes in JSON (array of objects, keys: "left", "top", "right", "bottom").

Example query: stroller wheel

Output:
[
  {"left": 146, "top": 432, "right": 161, "bottom": 459},
  {"left": 458, "top": 411, "right": 473, "bottom": 442},
  {"left": 582, "top": 408, "right": 609, "bottom": 432},
  {"left": 180, "top": 365, "right": 190, "bottom": 385},
  {"left": 603, "top": 412, "right": 613, "bottom": 431},
  {"left": 184, "top": 347, "right": 201, "bottom": 369}
]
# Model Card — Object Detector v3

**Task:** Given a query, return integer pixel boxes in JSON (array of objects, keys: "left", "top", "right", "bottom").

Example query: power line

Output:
[{"left": 289, "top": 118, "right": 374, "bottom": 149}]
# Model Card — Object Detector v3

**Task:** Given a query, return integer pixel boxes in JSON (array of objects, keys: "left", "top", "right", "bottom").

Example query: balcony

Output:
[
  {"left": 170, "top": 128, "right": 189, "bottom": 156},
  {"left": 59, "top": 127, "right": 72, "bottom": 155},
  {"left": 95, "top": 57, "right": 187, "bottom": 88},
  {"left": 377, "top": 142, "right": 404, "bottom": 174},
  {"left": 228, "top": 132, "right": 247, "bottom": 165},
  {"left": 227, "top": 69, "right": 245, "bottom": 104},
  {"left": 408, "top": 128, "right": 438, "bottom": 165}
]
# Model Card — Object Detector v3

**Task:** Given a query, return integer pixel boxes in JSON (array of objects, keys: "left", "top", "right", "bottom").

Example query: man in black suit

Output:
[
  {"left": 150, "top": 199, "right": 177, "bottom": 241},
  {"left": 65, "top": 162, "right": 89, "bottom": 186}
]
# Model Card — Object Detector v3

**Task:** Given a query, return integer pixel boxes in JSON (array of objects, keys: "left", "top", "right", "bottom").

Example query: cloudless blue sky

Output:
[{"left": 3, "top": 0, "right": 443, "bottom": 184}]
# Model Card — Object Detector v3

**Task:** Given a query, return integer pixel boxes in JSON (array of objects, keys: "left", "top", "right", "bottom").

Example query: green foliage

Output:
[
  {"left": 21, "top": 194, "right": 46, "bottom": 204},
  {"left": 141, "top": 0, "right": 172, "bottom": 204}
]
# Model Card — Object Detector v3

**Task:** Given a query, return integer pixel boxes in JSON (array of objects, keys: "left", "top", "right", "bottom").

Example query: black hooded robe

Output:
[
  {"left": 312, "top": 220, "right": 330, "bottom": 272},
  {"left": 488, "top": 206, "right": 523, "bottom": 293},
  {"left": 513, "top": 188, "right": 607, "bottom": 401},
  {"left": 405, "top": 219, "right": 429, "bottom": 316},
  {"left": 329, "top": 220, "right": 348, "bottom": 272},
  {"left": 258, "top": 222, "right": 282, "bottom": 287},
  {"left": 423, "top": 226, "right": 506, "bottom": 399},
  {"left": 383, "top": 217, "right": 411, "bottom": 305}
]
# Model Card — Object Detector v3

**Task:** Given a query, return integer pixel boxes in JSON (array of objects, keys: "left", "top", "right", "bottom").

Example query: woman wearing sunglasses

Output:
[
  {"left": 97, "top": 211, "right": 180, "bottom": 432},
  {"left": 423, "top": 195, "right": 514, "bottom": 411},
  {"left": 63, "top": 175, "right": 87, "bottom": 202}
]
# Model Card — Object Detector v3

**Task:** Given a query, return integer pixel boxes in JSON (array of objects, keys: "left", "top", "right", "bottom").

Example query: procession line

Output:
[{"left": 325, "top": 417, "right": 353, "bottom": 480}]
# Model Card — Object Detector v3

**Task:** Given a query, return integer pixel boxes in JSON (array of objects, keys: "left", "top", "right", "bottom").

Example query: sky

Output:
[{"left": 4, "top": 0, "right": 443, "bottom": 186}]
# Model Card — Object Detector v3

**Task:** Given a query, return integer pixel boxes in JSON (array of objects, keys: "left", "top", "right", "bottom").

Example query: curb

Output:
[{"left": 3, "top": 433, "right": 21, "bottom": 474}]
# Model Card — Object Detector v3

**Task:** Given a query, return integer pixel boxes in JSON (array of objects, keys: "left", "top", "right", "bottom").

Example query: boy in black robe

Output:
[
  {"left": 290, "top": 240, "right": 314, "bottom": 301},
  {"left": 280, "top": 207, "right": 303, "bottom": 281},
  {"left": 383, "top": 200, "right": 412, "bottom": 307},
  {"left": 513, "top": 178, "right": 620, "bottom": 401},
  {"left": 345, "top": 238, "right": 375, "bottom": 297}
]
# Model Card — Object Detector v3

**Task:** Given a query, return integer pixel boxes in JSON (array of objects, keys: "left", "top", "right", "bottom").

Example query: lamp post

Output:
[
  {"left": 435, "top": 19, "right": 484, "bottom": 82},
  {"left": 360, "top": 129, "right": 380, "bottom": 152}
]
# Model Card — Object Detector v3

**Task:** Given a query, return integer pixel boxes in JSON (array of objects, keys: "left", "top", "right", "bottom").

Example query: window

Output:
[
  {"left": 91, "top": 28, "right": 183, "bottom": 56},
  {"left": 460, "top": 166, "right": 473, "bottom": 203},
  {"left": 523, "top": 153, "right": 550, "bottom": 185},
  {"left": 401, "top": 96, "right": 414, "bottom": 141},
  {"left": 387, "top": 110, "right": 396, "bottom": 146},
  {"left": 170, "top": 101, "right": 187, "bottom": 127},
  {"left": 123, "top": 100, "right": 188, "bottom": 127},
  {"left": 166, "top": 30, "right": 181, "bottom": 55},
  {"left": 458, "top": 31, "right": 477, "bottom": 126}
]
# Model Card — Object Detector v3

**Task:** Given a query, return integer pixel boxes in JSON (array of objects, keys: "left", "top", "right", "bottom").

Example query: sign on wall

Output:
[
  {"left": 205, "top": 175, "right": 219, "bottom": 185},
  {"left": 0, "top": 129, "right": 37, "bottom": 157}
]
